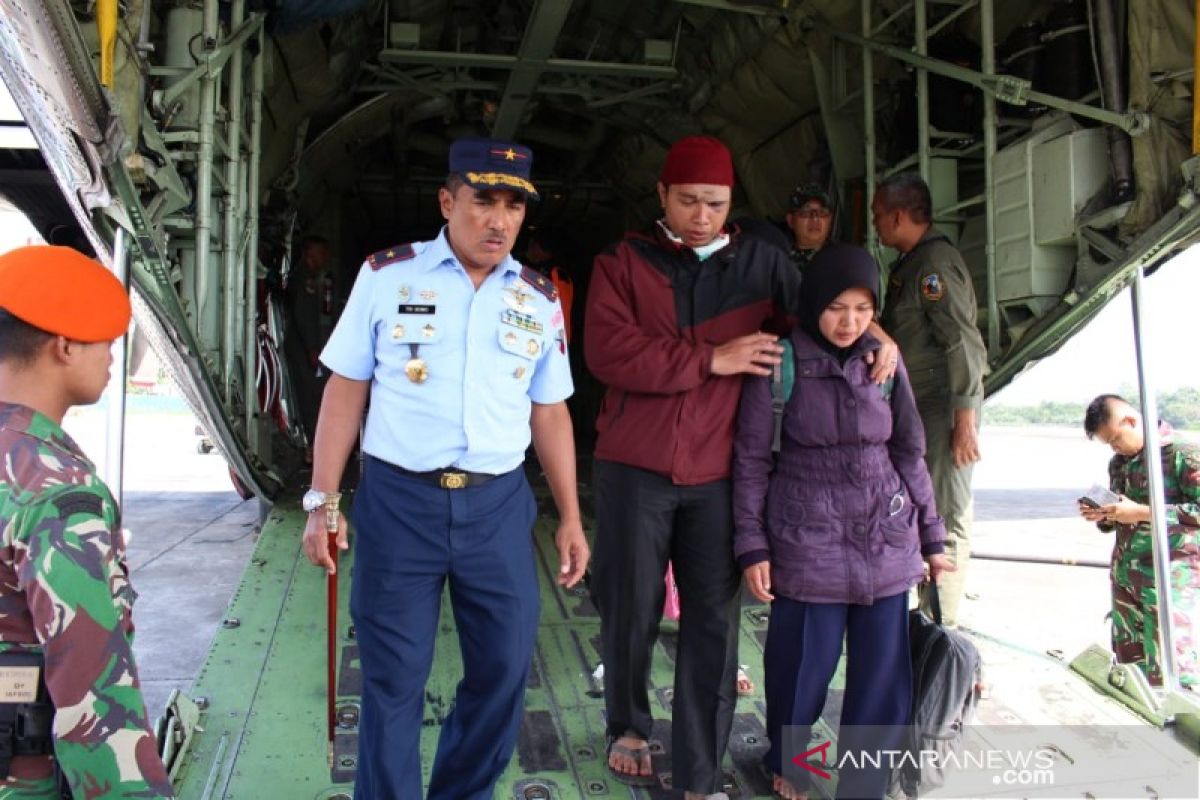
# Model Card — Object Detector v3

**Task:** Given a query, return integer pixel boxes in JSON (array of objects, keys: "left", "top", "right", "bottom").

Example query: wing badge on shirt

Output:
[{"left": 503, "top": 285, "right": 534, "bottom": 313}]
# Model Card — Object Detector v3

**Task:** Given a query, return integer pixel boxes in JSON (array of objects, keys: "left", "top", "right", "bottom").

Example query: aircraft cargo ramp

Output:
[{"left": 162, "top": 467, "right": 1199, "bottom": 800}]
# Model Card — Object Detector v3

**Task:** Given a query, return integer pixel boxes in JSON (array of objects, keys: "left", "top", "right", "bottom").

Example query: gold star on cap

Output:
[{"left": 504, "top": 148, "right": 517, "bottom": 161}]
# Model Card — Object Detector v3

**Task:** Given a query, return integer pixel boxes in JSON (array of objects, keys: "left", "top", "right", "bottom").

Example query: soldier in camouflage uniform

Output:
[
  {"left": 0, "top": 245, "right": 174, "bottom": 798},
  {"left": 1081, "top": 394, "right": 1200, "bottom": 688},
  {"left": 873, "top": 173, "right": 988, "bottom": 628}
]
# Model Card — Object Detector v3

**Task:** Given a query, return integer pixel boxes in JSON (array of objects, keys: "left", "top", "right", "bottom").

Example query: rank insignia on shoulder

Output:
[
  {"left": 368, "top": 243, "right": 416, "bottom": 271},
  {"left": 519, "top": 266, "right": 558, "bottom": 301},
  {"left": 920, "top": 272, "right": 945, "bottom": 302}
]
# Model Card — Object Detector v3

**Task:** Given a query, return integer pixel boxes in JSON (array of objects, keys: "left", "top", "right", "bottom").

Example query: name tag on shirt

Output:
[
  {"left": 398, "top": 304, "right": 435, "bottom": 314},
  {"left": 0, "top": 666, "right": 39, "bottom": 702}
]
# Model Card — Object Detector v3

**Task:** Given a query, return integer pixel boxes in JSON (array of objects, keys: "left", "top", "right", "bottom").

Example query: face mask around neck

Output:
[{"left": 657, "top": 219, "right": 729, "bottom": 261}]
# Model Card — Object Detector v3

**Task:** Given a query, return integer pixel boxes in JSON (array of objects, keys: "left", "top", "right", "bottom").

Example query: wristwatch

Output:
[{"left": 302, "top": 489, "right": 340, "bottom": 513}]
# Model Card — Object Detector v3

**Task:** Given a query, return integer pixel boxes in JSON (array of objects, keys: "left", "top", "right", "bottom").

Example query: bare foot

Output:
[
  {"left": 736, "top": 664, "right": 755, "bottom": 696},
  {"left": 607, "top": 733, "right": 651, "bottom": 778},
  {"left": 773, "top": 774, "right": 807, "bottom": 800}
]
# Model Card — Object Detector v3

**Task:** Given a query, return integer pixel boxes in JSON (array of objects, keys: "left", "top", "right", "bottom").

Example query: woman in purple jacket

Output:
[{"left": 733, "top": 244, "right": 954, "bottom": 799}]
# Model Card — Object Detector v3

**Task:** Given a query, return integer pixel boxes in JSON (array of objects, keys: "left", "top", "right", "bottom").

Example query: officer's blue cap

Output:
[{"left": 449, "top": 137, "right": 539, "bottom": 200}]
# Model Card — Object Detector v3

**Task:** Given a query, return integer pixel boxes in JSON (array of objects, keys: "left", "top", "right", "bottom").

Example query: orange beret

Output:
[{"left": 0, "top": 245, "right": 131, "bottom": 341}]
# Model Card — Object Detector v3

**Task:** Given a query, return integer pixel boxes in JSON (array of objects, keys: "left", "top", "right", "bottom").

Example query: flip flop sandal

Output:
[{"left": 606, "top": 738, "right": 658, "bottom": 787}]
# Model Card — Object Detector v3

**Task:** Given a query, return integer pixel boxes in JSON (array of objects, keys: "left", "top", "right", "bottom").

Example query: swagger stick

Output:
[{"left": 326, "top": 504, "right": 340, "bottom": 744}]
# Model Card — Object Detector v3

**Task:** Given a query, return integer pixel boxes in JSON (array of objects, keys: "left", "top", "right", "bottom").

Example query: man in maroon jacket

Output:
[{"left": 584, "top": 136, "right": 800, "bottom": 798}]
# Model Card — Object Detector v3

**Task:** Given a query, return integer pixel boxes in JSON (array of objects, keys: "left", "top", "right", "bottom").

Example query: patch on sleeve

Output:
[
  {"left": 52, "top": 491, "right": 103, "bottom": 519},
  {"left": 368, "top": 243, "right": 416, "bottom": 271},
  {"left": 520, "top": 266, "right": 558, "bottom": 301},
  {"left": 920, "top": 272, "right": 945, "bottom": 302}
]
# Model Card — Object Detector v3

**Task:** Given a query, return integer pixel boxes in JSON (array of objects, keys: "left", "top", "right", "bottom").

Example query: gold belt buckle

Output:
[{"left": 440, "top": 471, "right": 468, "bottom": 490}]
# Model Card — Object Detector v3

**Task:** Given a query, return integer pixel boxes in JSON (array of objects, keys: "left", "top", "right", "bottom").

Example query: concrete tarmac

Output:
[{"left": 62, "top": 403, "right": 261, "bottom": 720}]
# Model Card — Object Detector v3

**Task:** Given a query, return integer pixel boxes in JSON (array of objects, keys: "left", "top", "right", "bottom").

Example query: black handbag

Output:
[{"left": 893, "top": 586, "right": 983, "bottom": 798}]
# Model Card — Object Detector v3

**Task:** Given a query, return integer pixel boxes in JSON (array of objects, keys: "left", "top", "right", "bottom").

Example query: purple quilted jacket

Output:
[{"left": 732, "top": 329, "right": 946, "bottom": 605}]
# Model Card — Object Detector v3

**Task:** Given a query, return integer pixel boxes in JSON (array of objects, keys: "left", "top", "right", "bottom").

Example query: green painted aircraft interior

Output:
[
  {"left": 163, "top": 474, "right": 1200, "bottom": 799},
  {"left": 167, "top": 477, "right": 851, "bottom": 799}
]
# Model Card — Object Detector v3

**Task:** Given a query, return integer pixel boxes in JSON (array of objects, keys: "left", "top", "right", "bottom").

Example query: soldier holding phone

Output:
[{"left": 1080, "top": 394, "right": 1200, "bottom": 688}]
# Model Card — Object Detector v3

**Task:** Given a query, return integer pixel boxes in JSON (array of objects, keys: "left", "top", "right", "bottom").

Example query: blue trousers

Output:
[
  {"left": 349, "top": 457, "right": 540, "bottom": 800},
  {"left": 763, "top": 591, "right": 911, "bottom": 800}
]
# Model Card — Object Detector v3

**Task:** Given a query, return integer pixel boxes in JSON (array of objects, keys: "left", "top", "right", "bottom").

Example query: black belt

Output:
[
  {"left": 370, "top": 456, "right": 502, "bottom": 490},
  {"left": 0, "top": 651, "right": 55, "bottom": 784}
]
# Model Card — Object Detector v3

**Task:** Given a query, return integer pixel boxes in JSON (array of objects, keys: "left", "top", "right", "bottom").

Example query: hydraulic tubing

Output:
[
  {"left": 222, "top": 1, "right": 245, "bottom": 401},
  {"left": 245, "top": 25, "right": 264, "bottom": 446},
  {"left": 195, "top": 0, "right": 220, "bottom": 359},
  {"left": 822, "top": 23, "right": 1150, "bottom": 135},
  {"left": 862, "top": 0, "right": 877, "bottom": 253},
  {"left": 1095, "top": 0, "right": 1134, "bottom": 201},
  {"left": 1130, "top": 266, "right": 1181, "bottom": 692},
  {"left": 915, "top": 0, "right": 930, "bottom": 182},
  {"left": 972, "top": 551, "right": 1107, "bottom": 569},
  {"left": 981, "top": 0, "right": 999, "bottom": 355},
  {"left": 1194, "top": 0, "right": 1200, "bottom": 154},
  {"left": 103, "top": 229, "right": 129, "bottom": 505}
]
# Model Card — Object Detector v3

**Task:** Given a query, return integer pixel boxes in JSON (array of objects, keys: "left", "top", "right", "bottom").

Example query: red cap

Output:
[
  {"left": 0, "top": 245, "right": 131, "bottom": 341},
  {"left": 659, "top": 135, "right": 735, "bottom": 188}
]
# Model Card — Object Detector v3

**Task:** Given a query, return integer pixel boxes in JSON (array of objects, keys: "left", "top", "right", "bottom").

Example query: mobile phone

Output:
[{"left": 1083, "top": 484, "right": 1121, "bottom": 507}]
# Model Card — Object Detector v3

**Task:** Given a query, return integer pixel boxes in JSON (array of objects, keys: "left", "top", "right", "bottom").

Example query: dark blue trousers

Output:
[
  {"left": 349, "top": 457, "right": 540, "bottom": 800},
  {"left": 763, "top": 591, "right": 911, "bottom": 800}
]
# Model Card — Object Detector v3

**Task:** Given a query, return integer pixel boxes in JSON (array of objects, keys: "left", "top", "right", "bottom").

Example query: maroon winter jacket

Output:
[{"left": 585, "top": 223, "right": 800, "bottom": 485}]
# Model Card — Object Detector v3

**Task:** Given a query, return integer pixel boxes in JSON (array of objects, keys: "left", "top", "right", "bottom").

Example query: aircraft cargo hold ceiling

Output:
[
  {"left": 233, "top": 0, "right": 1050, "bottom": 251},
  {"left": 2, "top": 0, "right": 1195, "bottom": 499}
]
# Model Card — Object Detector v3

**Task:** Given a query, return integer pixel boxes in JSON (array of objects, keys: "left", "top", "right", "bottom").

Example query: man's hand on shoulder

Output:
[
  {"left": 554, "top": 519, "right": 589, "bottom": 588},
  {"left": 864, "top": 322, "right": 899, "bottom": 384},
  {"left": 711, "top": 332, "right": 783, "bottom": 377}
]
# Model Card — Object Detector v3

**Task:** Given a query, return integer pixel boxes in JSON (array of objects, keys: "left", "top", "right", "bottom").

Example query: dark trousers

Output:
[
  {"left": 349, "top": 457, "right": 539, "bottom": 800},
  {"left": 590, "top": 460, "right": 742, "bottom": 794},
  {"left": 764, "top": 591, "right": 911, "bottom": 800}
]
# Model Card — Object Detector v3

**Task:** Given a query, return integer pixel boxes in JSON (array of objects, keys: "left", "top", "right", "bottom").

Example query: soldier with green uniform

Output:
[
  {"left": 0, "top": 245, "right": 174, "bottom": 798},
  {"left": 1080, "top": 394, "right": 1199, "bottom": 687},
  {"left": 872, "top": 173, "right": 987, "bottom": 627}
]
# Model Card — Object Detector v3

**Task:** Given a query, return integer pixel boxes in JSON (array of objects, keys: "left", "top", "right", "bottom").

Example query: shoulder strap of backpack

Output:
[{"left": 771, "top": 339, "right": 795, "bottom": 454}]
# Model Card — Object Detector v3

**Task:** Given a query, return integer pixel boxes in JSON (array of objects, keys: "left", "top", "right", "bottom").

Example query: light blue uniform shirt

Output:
[{"left": 320, "top": 228, "right": 573, "bottom": 474}]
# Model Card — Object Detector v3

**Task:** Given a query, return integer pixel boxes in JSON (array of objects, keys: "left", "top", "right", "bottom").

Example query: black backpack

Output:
[{"left": 892, "top": 587, "right": 983, "bottom": 798}]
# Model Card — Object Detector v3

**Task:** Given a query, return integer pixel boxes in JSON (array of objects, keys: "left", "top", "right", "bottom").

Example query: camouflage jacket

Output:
[
  {"left": 1105, "top": 429, "right": 1200, "bottom": 564},
  {"left": 0, "top": 402, "right": 173, "bottom": 798}
]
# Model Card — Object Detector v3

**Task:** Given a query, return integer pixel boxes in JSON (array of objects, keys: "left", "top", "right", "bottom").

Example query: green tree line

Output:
[{"left": 987, "top": 387, "right": 1200, "bottom": 429}]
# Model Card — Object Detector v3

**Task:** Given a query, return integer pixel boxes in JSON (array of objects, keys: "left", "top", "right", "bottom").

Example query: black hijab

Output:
[{"left": 798, "top": 243, "right": 881, "bottom": 362}]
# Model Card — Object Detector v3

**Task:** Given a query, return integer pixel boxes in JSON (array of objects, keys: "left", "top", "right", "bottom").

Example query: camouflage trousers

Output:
[{"left": 1111, "top": 549, "right": 1200, "bottom": 688}]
